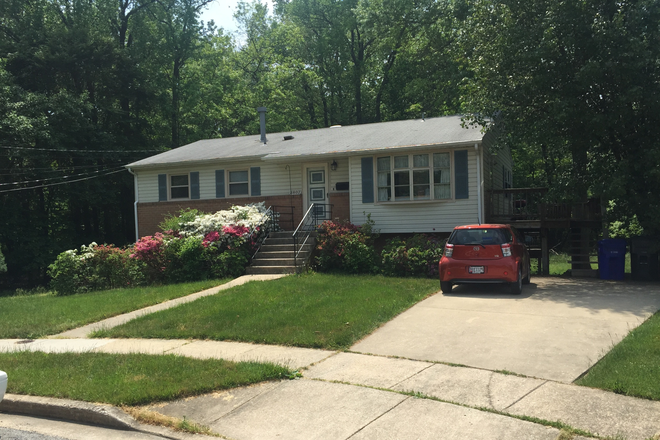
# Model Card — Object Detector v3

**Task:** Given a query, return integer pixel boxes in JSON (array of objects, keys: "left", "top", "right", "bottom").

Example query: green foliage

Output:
[
  {"left": 48, "top": 244, "right": 144, "bottom": 296},
  {"left": 462, "top": 0, "right": 660, "bottom": 233},
  {"left": 159, "top": 209, "right": 205, "bottom": 233},
  {"left": 0, "top": 248, "right": 7, "bottom": 273},
  {"left": 162, "top": 235, "right": 206, "bottom": 283},
  {"left": 315, "top": 220, "right": 377, "bottom": 274},
  {"left": 381, "top": 234, "right": 444, "bottom": 278}
]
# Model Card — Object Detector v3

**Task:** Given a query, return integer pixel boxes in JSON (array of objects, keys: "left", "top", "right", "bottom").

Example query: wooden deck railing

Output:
[{"left": 486, "top": 188, "right": 601, "bottom": 225}]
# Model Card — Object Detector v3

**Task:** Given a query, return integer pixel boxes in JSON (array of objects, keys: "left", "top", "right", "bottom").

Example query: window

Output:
[
  {"left": 228, "top": 170, "right": 249, "bottom": 196},
  {"left": 376, "top": 152, "right": 451, "bottom": 202},
  {"left": 170, "top": 174, "right": 189, "bottom": 199}
]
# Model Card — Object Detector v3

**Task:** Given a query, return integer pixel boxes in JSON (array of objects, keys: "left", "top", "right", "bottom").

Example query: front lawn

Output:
[
  {"left": 0, "top": 279, "right": 227, "bottom": 339},
  {"left": 576, "top": 310, "right": 660, "bottom": 400},
  {"left": 95, "top": 273, "right": 440, "bottom": 350},
  {"left": 0, "top": 351, "right": 290, "bottom": 406}
]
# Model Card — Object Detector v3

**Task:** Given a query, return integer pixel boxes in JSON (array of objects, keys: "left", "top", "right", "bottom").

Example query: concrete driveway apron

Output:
[{"left": 350, "top": 277, "right": 660, "bottom": 382}]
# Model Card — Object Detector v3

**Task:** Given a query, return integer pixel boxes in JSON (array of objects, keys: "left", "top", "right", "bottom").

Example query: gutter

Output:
[{"left": 126, "top": 167, "right": 139, "bottom": 242}]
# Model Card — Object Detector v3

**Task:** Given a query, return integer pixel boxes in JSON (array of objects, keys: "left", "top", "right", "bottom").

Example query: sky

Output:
[{"left": 199, "top": 0, "right": 275, "bottom": 35}]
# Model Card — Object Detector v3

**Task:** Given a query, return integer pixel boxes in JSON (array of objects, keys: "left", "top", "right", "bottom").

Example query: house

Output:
[{"left": 125, "top": 112, "right": 512, "bottom": 238}]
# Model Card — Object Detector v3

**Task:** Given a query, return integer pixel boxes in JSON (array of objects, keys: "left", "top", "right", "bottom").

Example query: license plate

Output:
[{"left": 468, "top": 266, "right": 485, "bottom": 274}]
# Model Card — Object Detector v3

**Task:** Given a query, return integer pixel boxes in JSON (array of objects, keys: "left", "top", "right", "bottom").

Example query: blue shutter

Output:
[
  {"left": 190, "top": 172, "right": 200, "bottom": 199},
  {"left": 250, "top": 167, "right": 261, "bottom": 196},
  {"left": 361, "top": 157, "right": 374, "bottom": 203},
  {"left": 455, "top": 150, "right": 469, "bottom": 199},
  {"left": 215, "top": 170, "right": 225, "bottom": 198},
  {"left": 158, "top": 174, "right": 167, "bottom": 201}
]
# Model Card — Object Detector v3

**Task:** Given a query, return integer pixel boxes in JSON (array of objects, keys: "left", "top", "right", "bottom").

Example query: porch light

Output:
[{"left": 331, "top": 160, "right": 338, "bottom": 171}]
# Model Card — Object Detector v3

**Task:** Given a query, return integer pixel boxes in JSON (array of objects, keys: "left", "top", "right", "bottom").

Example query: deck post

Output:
[{"left": 541, "top": 228, "right": 550, "bottom": 275}]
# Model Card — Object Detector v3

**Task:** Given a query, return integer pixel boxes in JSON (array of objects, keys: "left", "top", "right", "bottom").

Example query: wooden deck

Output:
[{"left": 486, "top": 188, "right": 602, "bottom": 276}]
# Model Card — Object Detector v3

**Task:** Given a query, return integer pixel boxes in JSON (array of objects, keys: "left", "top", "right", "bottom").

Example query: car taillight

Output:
[
  {"left": 445, "top": 244, "right": 454, "bottom": 257},
  {"left": 501, "top": 243, "right": 512, "bottom": 257}
]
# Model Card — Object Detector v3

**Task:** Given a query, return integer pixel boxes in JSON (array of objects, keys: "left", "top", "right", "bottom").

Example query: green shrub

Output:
[
  {"left": 159, "top": 208, "right": 205, "bottom": 232},
  {"left": 315, "top": 219, "right": 377, "bottom": 274},
  {"left": 48, "top": 243, "right": 143, "bottom": 296},
  {"left": 163, "top": 236, "right": 206, "bottom": 283},
  {"left": 381, "top": 234, "right": 444, "bottom": 277},
  {"left": 0, "top": 247, "right": 7, "bottom": 273}
]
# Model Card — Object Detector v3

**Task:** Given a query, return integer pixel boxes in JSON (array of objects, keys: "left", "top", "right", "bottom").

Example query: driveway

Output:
[{"left": 350, "top": 277, "right": 660, "bottom": 382}]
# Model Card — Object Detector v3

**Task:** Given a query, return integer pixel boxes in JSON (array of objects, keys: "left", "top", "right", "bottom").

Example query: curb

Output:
[{"left": 0, "top": 394, "right": 201, "bottom": 440}]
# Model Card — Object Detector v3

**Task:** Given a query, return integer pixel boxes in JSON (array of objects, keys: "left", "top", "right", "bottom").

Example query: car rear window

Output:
[{"left": 448, "top": 228, "right": 511, "bottom": 245}]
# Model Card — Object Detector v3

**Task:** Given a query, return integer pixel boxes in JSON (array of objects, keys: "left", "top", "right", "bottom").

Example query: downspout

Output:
[
  {"left": 475, "top": 143, "right": 482, "bottom": 225},
  {"left": 127, "top": 167, "right": 139, "bottom": 242}
]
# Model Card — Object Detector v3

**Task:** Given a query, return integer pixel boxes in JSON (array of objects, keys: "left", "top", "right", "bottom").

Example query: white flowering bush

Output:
[
  {"left": 49, "top": 204, "right": 273, "bottom": 294},
  {"left": 177, "top": 203, "right": 268, "bottom": 238}
]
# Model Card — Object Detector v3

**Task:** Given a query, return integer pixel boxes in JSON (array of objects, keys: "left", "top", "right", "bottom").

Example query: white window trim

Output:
[
  {"left": 374, "top": 151, "right": 455, "bottom": 204},
  {"left": 227, "top": 169, "right": 251, "bottom": 197},
  {"left": 169, "top": 173, "right": 190, "bottom": 200}
]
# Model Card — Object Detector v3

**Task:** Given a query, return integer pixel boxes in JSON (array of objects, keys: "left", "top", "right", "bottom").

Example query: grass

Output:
[
  {"left": 0, "top": 279, "right": 227, "bottom": 339},
  {"left": 531, "top": 252, "right": 632, "bottom": 276},
  {"left": 575, "top": 310, "right": 660, "bottom": 400},
  {"left": 0, "top": 351, "right": 291, "bottom": 406},
  {"left": 94, "top": 273, "right": 440, "bottom": 350}
]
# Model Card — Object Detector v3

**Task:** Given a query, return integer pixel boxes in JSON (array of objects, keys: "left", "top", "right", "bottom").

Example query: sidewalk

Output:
[{"left": 1, "top": 276, "right": 659, "bottom": 440}]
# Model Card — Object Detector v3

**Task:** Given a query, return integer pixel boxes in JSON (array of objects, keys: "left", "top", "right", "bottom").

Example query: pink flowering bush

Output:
[
  {"left": 48, "top": 204, "right": 271, "bottom": 293},
  {"left": 315, "top": 219, "right": 378, "bottom": 274}
]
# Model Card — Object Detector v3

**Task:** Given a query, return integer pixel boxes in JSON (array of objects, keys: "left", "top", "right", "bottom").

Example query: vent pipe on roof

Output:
[{"left": 257, "top": 107, "right": 267, "bottom": 144}]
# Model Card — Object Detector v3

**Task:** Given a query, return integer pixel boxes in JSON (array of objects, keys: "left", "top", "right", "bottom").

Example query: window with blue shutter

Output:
[
  {"left": 190, "top": 172, "right": 200, "bottom": 199},
  {"left": 250, "top": 167, "right": 261, "bottom": 196},
  {"left": 158, "top": 174, "right": 167, "bottom": 201},
  {"left": 454, "top": 150, "right": 469, "bottom": 199},
  {"left": 215, "top": 170, "right": 225, "bottom": 198},
  {"left": 361, "top": 157, "right": 374, "bottom": 203}
]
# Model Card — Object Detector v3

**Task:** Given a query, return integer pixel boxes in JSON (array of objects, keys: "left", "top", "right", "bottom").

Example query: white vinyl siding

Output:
[
  {"left": 135, "top": 161, "right": 303, "bottom": 203},
  {"left": 349, "top": 148, "right": 480, "bottom": 233},
  {"left": 328, "top": 158, "right": 349, "bottom": 192}
]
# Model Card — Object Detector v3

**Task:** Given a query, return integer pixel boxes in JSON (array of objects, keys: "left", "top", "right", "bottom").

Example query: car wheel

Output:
[
  {"left": 441, "top": 281, "right": 453, "bottom": 294},
  {"left": 523, "top": 262, "right": 531, "bottom": 284},
  {"left": 510, "top": 267, "right": 523, "bottom": 295}
]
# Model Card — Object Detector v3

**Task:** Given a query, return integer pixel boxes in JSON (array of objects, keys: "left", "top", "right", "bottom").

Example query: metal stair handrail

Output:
[{"left": 292, "top": 203, "right": 332, "bottom": 269}]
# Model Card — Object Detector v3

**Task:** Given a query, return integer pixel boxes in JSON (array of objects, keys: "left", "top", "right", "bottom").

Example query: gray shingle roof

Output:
[{"left": 126, "top": 115, "right": 484, "bottom": 169}]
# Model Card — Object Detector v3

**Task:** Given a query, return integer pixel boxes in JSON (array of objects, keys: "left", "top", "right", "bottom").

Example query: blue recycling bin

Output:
[{"left": 598, "top": 239, "right": 627, "bottom": 280}]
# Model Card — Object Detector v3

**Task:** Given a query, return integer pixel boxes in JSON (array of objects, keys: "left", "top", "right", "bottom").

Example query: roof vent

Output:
[
  {"left": 257, "top": 107, "right": 267, "bottom": 144},
  {"left": 283, "top": 135, "right": 294, "bottom": 141}
]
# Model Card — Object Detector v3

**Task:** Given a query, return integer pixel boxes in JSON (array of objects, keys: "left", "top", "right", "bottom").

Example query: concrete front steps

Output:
[{"left": 246, "top": 231, "right": 316, "bottom": 274}]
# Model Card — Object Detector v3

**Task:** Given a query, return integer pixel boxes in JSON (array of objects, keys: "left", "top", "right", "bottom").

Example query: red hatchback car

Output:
[{"left": 439, "top": 224, "right": 531, "bottom": 294}]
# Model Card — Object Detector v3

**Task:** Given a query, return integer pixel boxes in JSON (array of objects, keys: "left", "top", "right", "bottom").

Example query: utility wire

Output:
[
  {"left": 0, "top": 145, "right": 162, "bottom": 153},
  {"left": 0, "top": 163, "right": 127, "bottom": 176},
  {"left": 0, "top": 169, "right": 126, "bottom": 194},
  {"left": 0, "top": 166, "right": 125, "bottom": 186}
]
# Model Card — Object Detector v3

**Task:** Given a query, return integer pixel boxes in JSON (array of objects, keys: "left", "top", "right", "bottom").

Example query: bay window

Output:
[{"left": 376, "top": 152, "right": 452, "bottom": 202}]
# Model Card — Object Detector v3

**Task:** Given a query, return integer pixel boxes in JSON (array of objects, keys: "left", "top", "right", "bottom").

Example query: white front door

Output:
[{"left": 306, "top": 166, "right": 329, "bottom": 220}]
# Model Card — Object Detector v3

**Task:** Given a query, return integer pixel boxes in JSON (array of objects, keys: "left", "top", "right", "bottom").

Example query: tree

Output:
[{"left": 462, "top": 0, "right": 660, "bottom": 233}]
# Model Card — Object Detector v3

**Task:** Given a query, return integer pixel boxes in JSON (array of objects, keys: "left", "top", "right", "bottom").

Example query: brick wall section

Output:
[
  {"left": 137, "top": 195, "right": 303, "bottom": 237},
  {"left": 328, "top": 192, "right": 350, "bottom": 223}
]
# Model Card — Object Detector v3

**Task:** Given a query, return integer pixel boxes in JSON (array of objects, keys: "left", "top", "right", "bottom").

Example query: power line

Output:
[
  {"left": 0, "top": 166, "right": 125, "bottom": 186},
  {"left": 0, "top": 169, "right": 127, "bottom": 194},
  {"left": 0, "top": 145, "right": 164, "bottom": 153},
  {"left": 0, "top": 163, "right": 127, "bottom": 176}
]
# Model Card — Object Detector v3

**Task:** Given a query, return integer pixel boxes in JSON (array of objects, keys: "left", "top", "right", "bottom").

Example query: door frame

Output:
[{"left": 302, "top": 162, "right": 329, "bottom": 215}]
